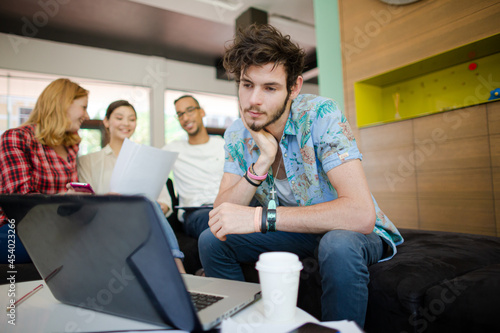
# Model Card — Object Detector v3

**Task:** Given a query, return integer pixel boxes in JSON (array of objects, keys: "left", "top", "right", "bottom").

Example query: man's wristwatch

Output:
[
  {"left": 267, "top": 198, "right": 277, "bottom": 232},
  {"left": 267, "top": 208, "right": 276, "bottom": 232}
]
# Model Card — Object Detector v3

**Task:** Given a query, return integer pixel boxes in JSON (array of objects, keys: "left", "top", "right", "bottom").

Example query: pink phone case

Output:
[{"left": 70, "top": 182, "right": 94, "bottom": 194}]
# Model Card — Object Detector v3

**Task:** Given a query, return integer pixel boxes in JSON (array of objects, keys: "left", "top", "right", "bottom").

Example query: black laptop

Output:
[{"left": 0, "top": 194, "right": 261, "bottom": 332}]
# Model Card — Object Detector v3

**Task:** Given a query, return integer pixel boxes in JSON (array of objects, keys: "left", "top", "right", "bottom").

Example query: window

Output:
[
  {"left": 164, "top": 89, "right": 238, "bottom": 143},
  {"left": 0, "top": 69, "right": 151, "bottom": 155},
  {"left": 19, "top": 107, "right": 32, "bottom": 125}
]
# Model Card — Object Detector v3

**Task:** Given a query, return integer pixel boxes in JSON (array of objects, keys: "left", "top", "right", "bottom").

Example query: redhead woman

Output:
[{"left": 0, "top": 78, "right": 89, "bottom": 262}]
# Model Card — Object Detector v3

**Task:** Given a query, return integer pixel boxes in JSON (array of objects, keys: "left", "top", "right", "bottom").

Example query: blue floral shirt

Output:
[{"left": 224, "top": 94, "right": 403, "bottom": 261}]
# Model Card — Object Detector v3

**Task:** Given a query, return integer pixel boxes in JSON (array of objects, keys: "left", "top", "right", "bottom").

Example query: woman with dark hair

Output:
[
  {"left": 78, "top": 100, "right": 173, "bottom": 214},
  {"left": 0, "top": 78, "right": 89, "bottom": 262},
  {"left": 77, "top": 100, "right": 185, "bottom": 272}
]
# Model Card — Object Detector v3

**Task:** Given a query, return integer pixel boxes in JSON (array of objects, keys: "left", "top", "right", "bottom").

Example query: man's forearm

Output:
[{"left": 274, "top": 198, "right": 376, "bottom": 235}]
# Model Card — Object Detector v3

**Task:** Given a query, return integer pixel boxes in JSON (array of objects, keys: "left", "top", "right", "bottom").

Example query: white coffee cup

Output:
[{"left": 255, "top": 251, "right": 303, "bottom": 322}]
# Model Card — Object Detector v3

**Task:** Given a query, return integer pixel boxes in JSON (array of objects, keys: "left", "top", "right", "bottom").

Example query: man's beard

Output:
[
  {"left": 244, "top": 92, "right": 290, "bottom": 131},
  {"left": 185, "top": 122, "right": 200, "bottom": 137}
]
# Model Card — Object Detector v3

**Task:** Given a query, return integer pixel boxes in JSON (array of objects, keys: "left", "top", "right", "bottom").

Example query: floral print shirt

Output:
[{"left": 224, "top": 94, "right": 403, "bottom": 261}]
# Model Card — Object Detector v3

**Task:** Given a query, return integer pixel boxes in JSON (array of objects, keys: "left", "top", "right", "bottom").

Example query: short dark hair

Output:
[
  {"left": 105, "top": 100, "right": 136, "bottom": 119},
  {"left": 223, "top": 24, "right": 306, "bottom": 93},
  {"left": 174, "top": 95, "right": 200, "bottom": 107}
]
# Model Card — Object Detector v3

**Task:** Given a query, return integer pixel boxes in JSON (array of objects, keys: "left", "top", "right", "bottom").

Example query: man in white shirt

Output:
[{"left": 163, "top": 95, "right": 225, "bottom": 238}]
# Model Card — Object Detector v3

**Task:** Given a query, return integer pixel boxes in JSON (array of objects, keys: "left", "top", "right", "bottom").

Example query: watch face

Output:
[{"left": 267, "top": 209, "right": 276, "bottom": 222}]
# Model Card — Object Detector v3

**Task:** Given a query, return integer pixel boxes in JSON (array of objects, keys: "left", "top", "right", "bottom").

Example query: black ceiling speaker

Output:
[{"left": 235, "top": 7, "right": 268, "bottom": 31}]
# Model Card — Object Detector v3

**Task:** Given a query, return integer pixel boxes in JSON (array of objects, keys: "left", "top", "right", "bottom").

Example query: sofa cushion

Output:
[
  {"left": 421, "top": 263, "right": 500, "bottom": 332},
  {"left": 365, "top": 229, "right": 500, "bottom": 333}
]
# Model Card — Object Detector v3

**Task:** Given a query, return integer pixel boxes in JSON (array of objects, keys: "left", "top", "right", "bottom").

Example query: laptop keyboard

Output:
[{"left": 190, "top": 292, "right": 224, "bottom": 311}]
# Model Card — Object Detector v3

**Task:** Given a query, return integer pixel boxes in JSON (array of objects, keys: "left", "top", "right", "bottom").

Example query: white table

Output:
[{"left": 1, "top": 280, "right": 333, "bottom": 333}]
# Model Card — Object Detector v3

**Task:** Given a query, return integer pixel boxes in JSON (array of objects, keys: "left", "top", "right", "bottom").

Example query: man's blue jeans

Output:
[
  {"left": 183, "top": 208, "right": 211, "bottom": 239},
  {"left": 198, "top": 229, "right": 384, "bottom": 327}
]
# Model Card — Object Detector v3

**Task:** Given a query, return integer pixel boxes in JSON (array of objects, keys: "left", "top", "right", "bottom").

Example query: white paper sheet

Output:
[
  {"left": 219, "top": 301, "right": 364, "bottom": 333},
  {"left": 221, "top": 318, "right": 364, "bottom": 333},
  {"left": 109, "top": 138, "right": 178, "bottom": 201}
]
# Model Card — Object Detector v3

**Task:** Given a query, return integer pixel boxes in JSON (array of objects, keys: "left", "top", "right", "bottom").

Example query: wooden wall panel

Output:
[
  {"left": 362, "top": 148, "right": 417, "bottom": 194},
  {"left": 343, "top": 80, "right": 356, "bottom": 124},
  {"left": 413, "top": 106, "right": 490, "bottom": 172},
  {"left": 412, "top": 105, "right": 487, "bottom": 141},
  {"left": 490, "top": 134, "right": 500, "bottom": 167},
  {"left": 359, "top": 119, "right": 419, "bottom": 229},
  {"left": 412, "top": 107, "right": 490, "bottom": 172},
  {"left": 417, "top": 168, "right": 493, "bottom": 200},
  {"left": 492, "top": 167, "right": 500, "bottom": 199},
  {"left": 374, "top": 195, "right": 419, "bottom": 229},
  {"left": 419, "top": 198, "right": 495, "bottom": 235},
  {"left": 487, "top": 102, "right": 500, "bottom": 134},
  {"left": 412, "top": 105, "right": 494, "bottom": 234},
  {"left": 341, "top": 0, "right": 500, "bottom": 82},
  {"left": 359, "top": 120, "right": 413, "bottom": 151},
  {"left": 412, "top": 136, "right": 490, "bottom": 171},
  {"left": 417, "top": 166, "right": 495, "bottom": 234},
  {"left": 360, "top": 121, "right": 417, "bottom": 196},
  {"left": 488, "top": 102, "right": 500, "bottom": 235},
  {"left": 339, "top": 0, "right": 500, "bottom": 235},
  {"left": 495, "top": 199, "right": 500, "bottom": 236},
  {"left": 492, "top": 165, "right": 500, "bottom": 236}
]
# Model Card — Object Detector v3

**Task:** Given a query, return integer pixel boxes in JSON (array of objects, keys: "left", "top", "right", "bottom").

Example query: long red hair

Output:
[{"left": 25, "top": 78, "right": 88, "bottom": 146}]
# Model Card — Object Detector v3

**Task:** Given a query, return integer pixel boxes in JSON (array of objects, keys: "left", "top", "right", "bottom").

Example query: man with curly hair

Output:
[{"left": 199, "top": 24, "right": 403, "bottom": 327}]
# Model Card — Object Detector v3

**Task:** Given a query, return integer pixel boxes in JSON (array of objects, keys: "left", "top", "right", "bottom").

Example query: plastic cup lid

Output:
[{"left": 255, "top": 251, "right": 303, "bottom": 272}]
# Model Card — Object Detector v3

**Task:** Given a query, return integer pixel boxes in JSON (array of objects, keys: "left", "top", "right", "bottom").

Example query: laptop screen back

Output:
[{"left": 0, "top": 195, "right": 202, "bottom": 332}]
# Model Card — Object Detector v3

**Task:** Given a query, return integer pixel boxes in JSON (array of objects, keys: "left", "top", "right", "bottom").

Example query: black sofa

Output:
[{"left": 3, "top": 222, "right": 499, "bottom": 333}]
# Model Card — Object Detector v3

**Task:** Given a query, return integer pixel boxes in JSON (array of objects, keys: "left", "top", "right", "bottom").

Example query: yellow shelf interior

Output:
[{"left": 355, "top": 33, "right": 500, "bottom": 128}]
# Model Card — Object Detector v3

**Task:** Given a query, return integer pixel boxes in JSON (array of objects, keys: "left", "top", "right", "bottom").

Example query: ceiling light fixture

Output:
[{"left": 193, "top": 0, "right": 244, "bottom": 11}]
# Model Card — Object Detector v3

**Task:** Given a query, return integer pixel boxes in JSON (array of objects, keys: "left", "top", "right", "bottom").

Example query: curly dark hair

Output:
[{"left": 223, "top": 24, "right": 306, "bottom": 94}]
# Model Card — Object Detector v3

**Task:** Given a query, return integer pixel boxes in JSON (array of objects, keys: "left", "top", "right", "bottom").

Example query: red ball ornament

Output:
[{"left": 468, "top": 63, "right": 478, "bottom": 71}]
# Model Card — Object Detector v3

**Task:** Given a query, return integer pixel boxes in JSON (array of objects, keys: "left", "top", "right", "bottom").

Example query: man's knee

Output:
[
  {"left": 198, "top": 229, "right": 218, "bottom": 257},
  {"left": 318, "top": 230, "right": 366, "bottom": 264}
]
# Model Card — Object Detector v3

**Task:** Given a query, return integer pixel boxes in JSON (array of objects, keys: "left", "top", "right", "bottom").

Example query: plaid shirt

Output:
[{"left": 0, "top": 124, "right": 79, "bottom": 225}]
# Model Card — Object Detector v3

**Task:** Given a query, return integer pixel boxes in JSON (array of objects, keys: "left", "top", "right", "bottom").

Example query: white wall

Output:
[{"left": 0, "top": 32, "right": 318, "bottom": 147}]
